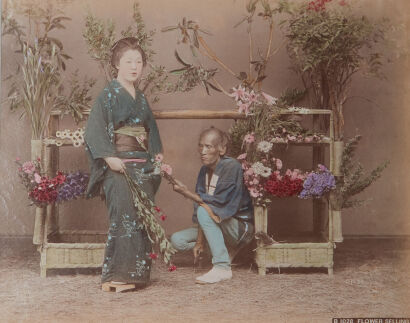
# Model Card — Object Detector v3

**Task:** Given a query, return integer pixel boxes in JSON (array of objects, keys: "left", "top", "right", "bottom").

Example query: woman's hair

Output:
[{"left": 110, "top": 37, "right": 147, "bottom": 69}]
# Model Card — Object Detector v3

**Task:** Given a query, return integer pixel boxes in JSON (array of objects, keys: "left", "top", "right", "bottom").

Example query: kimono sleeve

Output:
[
  {"left": 196, "top": 163, "right": 245, "bottom": 221},
  {"left": 84, "top": 94, "right": 116, "bottom": 160}
]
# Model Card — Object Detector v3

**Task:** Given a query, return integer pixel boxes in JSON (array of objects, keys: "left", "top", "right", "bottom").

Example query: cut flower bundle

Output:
[{"left": 15, "top": 158, "right": 89, "bottom": 207}]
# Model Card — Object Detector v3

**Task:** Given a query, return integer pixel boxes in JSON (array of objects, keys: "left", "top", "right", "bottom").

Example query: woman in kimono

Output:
[{"left": 84, "top": 37, "right": 162, "bottom": 291}]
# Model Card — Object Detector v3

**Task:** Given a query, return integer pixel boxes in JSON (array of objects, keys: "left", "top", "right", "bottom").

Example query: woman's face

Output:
[{"left": 116, "top": 49, "right": 144, "bottom": 84}]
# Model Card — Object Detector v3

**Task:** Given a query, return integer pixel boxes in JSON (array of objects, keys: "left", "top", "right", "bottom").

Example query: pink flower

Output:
[
  {"left": 261, "top": 92, "right": 278, "bottom": 105},
  {"left": 237, "top": 101, "right": 251, "bottom": 115},
  {"left": 149, "top": 253, "right": 158, "bottom": 260},
  {"left": 168, "top": 264, "right": 177, "bottom": 272},
  {"left": 339, "top": 0, "right": 347, "bottom": 5},
  {"left": 249, "top": 187, "right": 260, "bottom": 198},
  {"left": 160, "top": 214, "right": 167, "bottom": 221},
  {"left": 22, "top": 161, "right": 36, "bottom": 174},
  {"left": 161, "top": 164, "right": 173, "bottom": 176},
  {"left": 245, "top": 168, "right": 254, "bottom": 176},
  {"left": 287, "top": 135, "right": 296, "bottom": 141},
  {"left": 244, "top": 90, "right": 259, "bottom": 104},
  {"left": 230, "top": 85, "right": 247, "bottom": 101},
  {"left": 285, "top": 169, "right": 292, "bottom": 177},
  {"left": 275, "top": 159, "right": 283, "bottom": 170},
  {"left": 155, "top": 154, "right": 164, "bottom": 162},
  {"left": 34, "top": 173, "right": 42, "bottom": 184},
  {"left": 15, "top": 157, "right": 21, "bottom": 162},
  {"left": 243, "top": 133, "right": 255, "bottom": 144},
  {"left": 304, "top": 136, "right": 313, "bottom": 143},
  {"left": 237, "top": 153, "right": 247, "bottom": 160},
  {"left": 252, "top": 178, "right": 259, "bottom": 185}
]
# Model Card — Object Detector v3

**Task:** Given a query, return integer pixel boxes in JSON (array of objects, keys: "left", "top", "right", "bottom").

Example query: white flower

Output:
[
  {"left": 261, "top": 92, "right": 278, "bottom": 105},
  {"left": 251, "top": 162, "right": 272, "bottom": 178},
  {"left": 257, "top": 141, "right": 273, "bottom": 153}
]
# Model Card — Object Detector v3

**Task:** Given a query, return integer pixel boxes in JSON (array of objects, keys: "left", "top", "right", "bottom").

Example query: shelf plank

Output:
[{"left": 51, "top": 108, "right": 332, "bottom": 119}]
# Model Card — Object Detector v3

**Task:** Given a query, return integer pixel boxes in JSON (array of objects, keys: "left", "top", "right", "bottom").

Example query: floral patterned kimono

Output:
[{"left": 84, "top": 79, "right": 162, "bottom": 285}]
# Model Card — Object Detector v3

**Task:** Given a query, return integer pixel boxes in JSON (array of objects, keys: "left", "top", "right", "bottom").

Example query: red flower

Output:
[
  {"left": 168, "top": 264, "right": 177, "bottom": 272},
  {"left": 160, "top": 214, "right": 167, "bottom": 221},
  {"left": 339, "top": 0, "right": 347, "bottom": 5},
  {"left": 149, "top": 253, "right": 158, "bottom": 260},
  {"left": 154, "top": 206, "right": 161, "bottom": 213}
]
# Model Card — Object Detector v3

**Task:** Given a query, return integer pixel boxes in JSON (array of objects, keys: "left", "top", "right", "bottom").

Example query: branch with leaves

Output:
[
  {"left": 330, "top": 135, "right": 389, "bottom": 209},
  {"left": 280, "top": 0, "right": 388, "bottom": 139},
  {"left": 83, "top": 2, "right": 182, "bottom": 103},
  {"left": 161, "top": 0, "right": 283, "bottom": 97}
]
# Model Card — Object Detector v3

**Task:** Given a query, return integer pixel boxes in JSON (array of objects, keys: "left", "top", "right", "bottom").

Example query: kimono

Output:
[{"left": 84, "top": 79, "right": 162, "bottom": 285}]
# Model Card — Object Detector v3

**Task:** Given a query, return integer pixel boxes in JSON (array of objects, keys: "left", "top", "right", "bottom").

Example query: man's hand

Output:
[
  {"left": 104, "top": 157, "right": 126, "bottom": 173},
  {"left": 193, "top": 229, "right": 205, "bottom": 264},
  {"left": 193, "top": 241, "right": 204, "bottom": 260},
  {"left": 173, "top": 179, "right": 188, "bottom": 194}
]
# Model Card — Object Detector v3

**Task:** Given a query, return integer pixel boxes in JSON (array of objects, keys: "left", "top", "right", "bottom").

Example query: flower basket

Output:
[{"left": 331, "top": 209, "right": 343, "bottom": 243}]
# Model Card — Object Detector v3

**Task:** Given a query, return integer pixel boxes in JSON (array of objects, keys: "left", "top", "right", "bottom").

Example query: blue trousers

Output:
[{"left": 170, "top": 206, "right": 254, "bottom": 269}]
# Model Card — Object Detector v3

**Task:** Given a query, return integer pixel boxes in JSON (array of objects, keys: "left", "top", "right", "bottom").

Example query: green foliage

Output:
[
  {"left": 281, "top": 0, "right": 388, "bottom": 139},
  {"left": 82, "top": 13, "right": 116, "bottom": 80},
  {"left": 2, "top": 1, "right": 95, "bottom": 136},
  {"left": 124, "top": 172, "right": 176, "bottom": 264},
  {"left": 332, "top": 135, "right": 389, "bottom": 209},
  {"left": 83, "top": 2, "right": 176, "bottom": 103},
  {"left": 18, "top": 43, "right": 60, "bottom": 139},
  {"left": 55, "top": 72, "right": 96, "bottom": 123}
]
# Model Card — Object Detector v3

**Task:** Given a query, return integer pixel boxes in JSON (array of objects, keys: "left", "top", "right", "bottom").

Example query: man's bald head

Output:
[{"left": 199, "top": 127, "right": 229, "bottom": 154}]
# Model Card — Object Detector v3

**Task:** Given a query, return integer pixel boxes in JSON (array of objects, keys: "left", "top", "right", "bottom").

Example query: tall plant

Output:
[
  {"left": 2, "top": 1, "right": 95, "bottom": 138},
  {"left": 20, "top": 43, "right": 59, "bottom": 139},
  {"left": 280, "top": 0, "right": 387, "bottom": 139}
]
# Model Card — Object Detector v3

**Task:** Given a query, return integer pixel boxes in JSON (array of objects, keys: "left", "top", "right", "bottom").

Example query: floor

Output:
[{"left": 1, "top": 237, "right": 409, "bottom": 323}]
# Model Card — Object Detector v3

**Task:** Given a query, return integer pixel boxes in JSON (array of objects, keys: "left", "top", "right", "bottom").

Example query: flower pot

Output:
[
  {"left": 333, "top": 140, "right": 344, "bottom": 176},
  {"left": 31, "top": 139, "right": 45, "bottom": 245},
  {"left": 331, "top": 209, "right": 343, "bottom": 243},
  {"left": 31, "top": 139, "right": 43, "bottom": 161}
]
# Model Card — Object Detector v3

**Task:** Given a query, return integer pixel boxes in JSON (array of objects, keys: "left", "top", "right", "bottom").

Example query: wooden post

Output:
[{"left": 312, "top": 115, "right": 325, "bottom": 235}]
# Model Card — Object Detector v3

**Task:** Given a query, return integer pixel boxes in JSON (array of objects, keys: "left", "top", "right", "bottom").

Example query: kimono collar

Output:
[{"left": 111, "top": 79, "right": 141, "bottom": 101}]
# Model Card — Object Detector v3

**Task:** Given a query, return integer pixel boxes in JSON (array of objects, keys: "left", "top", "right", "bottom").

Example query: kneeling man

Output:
[{"left": 171, "top": 127, "right": 254, "bottom": 284}]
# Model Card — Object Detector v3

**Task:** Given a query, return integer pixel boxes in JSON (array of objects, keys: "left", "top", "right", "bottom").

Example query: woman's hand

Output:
[{"left": 104, "top": 157, "right": 126, "bottom": 173}]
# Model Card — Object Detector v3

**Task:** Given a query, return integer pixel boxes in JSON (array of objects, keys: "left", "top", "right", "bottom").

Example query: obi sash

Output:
[{"left": 114, "top": 126, "right": 148, "bottom": 152}]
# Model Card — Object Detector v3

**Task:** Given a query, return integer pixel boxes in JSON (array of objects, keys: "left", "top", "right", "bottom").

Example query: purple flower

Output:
[
  {"left": 56, "top": 171, "right": 89, "bottom": 202},
  {"left": 299, "top": 165, "right": 335, "bottom": 199}
]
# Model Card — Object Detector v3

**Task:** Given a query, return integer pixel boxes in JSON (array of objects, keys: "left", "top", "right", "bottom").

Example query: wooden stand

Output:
[
  {"left": 34, "top": 108, "right": 342, "bottom": 277},
  {"left": 254, "top": 109, "right": 338, "bottom": 276}
]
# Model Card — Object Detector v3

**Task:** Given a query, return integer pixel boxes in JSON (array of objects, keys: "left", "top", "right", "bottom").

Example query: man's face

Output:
[{"left": 198, "top": 133, "right": 221, "bottom": 170}]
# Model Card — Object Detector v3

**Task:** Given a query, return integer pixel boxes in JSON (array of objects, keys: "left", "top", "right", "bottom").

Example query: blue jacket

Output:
[{"left": 193, "top": 156, "right": 253, "bottom": 223}]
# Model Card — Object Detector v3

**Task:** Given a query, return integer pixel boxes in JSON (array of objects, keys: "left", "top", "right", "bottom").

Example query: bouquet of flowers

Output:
[
  {"left": 299, "top": 164, "right": 336, "bottom": 199},
  {"left": 264, "top": 168, "right": 306, "bottom": 198},
  {"left": 15, "top": 158, "right": 89, "bottom": 207}
]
